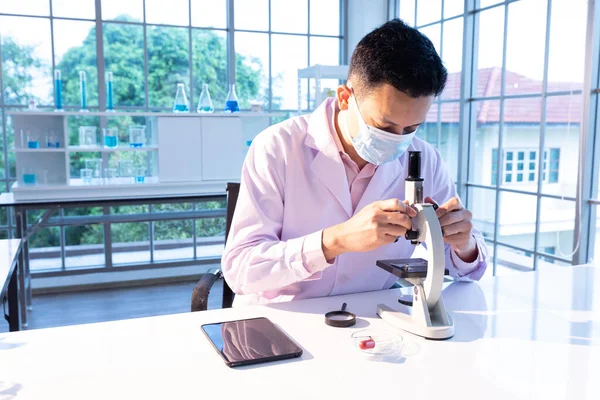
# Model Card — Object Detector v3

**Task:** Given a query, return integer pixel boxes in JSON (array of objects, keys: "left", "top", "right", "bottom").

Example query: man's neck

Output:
[{"left": 334, "top": 108, "right": 369, "bottom": 170}]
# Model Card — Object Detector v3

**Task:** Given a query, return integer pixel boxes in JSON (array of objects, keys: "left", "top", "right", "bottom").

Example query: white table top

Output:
[
  {"left": 0, "top": 239, "right": 21, "bottom": 296},
  {"left": 1, "top": 265, "right": 599, "bottom": 400}
]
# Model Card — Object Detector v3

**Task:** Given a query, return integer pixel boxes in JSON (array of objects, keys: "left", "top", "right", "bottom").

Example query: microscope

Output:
[{"left": 375, "top": 151, "right": 454, "bottom": 340}]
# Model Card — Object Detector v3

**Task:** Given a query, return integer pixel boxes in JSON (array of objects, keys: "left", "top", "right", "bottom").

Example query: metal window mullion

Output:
[
  {"left": 143, "top": 0, "right": 149, "bottom": 109},
  {"left": 307, "top": 0, "right": 311, "bottom": 109},
  {"left": 188, "top": 0, "right": 194, "bottom": 111},
  {"left": 490, "top": 2, "right": 509, "bottom": 276},
  {"left": 576, "top": 0, "right": 600, "bottom": 264},
  {"left": 59, "top": 208, "right": 66, "bottom": 270},
  {"left": 192, "top": 202, "right": 197, "bottom": 258},
  {"left": 461, "top": 0, "right": 477, "bottom": 207},
  {"left": 437, "top": 3, "right": 444, "bottom": 153},
  {"left": 49, "top": 0, "right": 57, "bottom": 109},
  {"left": 492, "top": 240, "right": 571, "bottom": 265},
  {"left": 268, "top": 0, "right": 273, "bottom": 111},
  {"left": 414, "top": 0, "right": 418, "bottom": 27},
  {"left": 532, "top": 0, "right": 553, "bottom": 270},
  {"left": 103, "top": 205, "right": 113, "bottom": 268},
  {"left": 341, "top": 0, "right": 348, "bottom": 64},
  {"left": 149, "top": 203, "right": 154, "bottom": 262},
  {"left": 469, "top": 90, "right": 584, "bottom": 102},
  {"left": 228, "top": 0, "right": 236, "bottom": 88}
]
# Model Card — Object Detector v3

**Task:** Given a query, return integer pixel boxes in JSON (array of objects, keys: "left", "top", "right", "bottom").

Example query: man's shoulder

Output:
[{"left": 252, "top": 114, "right": 310, "bottom": 154}]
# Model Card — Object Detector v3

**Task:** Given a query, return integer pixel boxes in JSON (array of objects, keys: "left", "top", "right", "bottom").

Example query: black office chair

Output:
[{"left": 191, "top": 182, "right": 238, "bottom": 312}]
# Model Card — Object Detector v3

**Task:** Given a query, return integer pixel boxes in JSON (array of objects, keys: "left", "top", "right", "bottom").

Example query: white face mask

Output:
[{"left": 346, "top": 95, "right": 416, "bottom": 165}]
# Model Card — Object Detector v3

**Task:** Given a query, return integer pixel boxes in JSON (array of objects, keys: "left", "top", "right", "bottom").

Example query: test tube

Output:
[
  {"left": 54, "top": 70, "right": 63, "bottom": 111},
  {"left": 106, "top": 72, "right": 114, "bottom": 112},
  {"left": 80, "top": 71, "right": 88, "bottom": 112}
]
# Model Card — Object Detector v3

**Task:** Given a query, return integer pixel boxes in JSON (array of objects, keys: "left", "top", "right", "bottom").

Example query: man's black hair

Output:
[{"left": 348, "top": 18, "right": 447, "bottom": 98}]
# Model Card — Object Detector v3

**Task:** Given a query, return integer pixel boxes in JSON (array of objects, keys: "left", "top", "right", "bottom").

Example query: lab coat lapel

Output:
[
  {"left": 354, "top": 158, "right": 403, "bottom": 214},
  {"left": 305, "top": 99, "right": 353, "bottom": 217}
]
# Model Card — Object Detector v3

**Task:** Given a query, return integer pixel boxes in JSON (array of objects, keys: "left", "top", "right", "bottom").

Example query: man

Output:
[{"left": 222, "top": 19, "right": 488, "bottom": 306}]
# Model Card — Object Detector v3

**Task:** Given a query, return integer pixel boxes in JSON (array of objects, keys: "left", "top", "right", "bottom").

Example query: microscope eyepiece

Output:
[{"left": 406, "top": 151, "right": 423, "bottom": 182}]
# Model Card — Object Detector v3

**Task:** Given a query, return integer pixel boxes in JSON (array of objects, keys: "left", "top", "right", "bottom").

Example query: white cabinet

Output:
[
  {"left": 10, "top": 111, "right": 279, "bottom": 200},
  {"left": 201, "top": 117, "right": 244, "bottom": 181},
  {"left": 157, "top": 117, "right": 202, "bottom": 182}
]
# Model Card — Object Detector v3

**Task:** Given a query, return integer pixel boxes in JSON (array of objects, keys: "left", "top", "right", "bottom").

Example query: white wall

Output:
[{"left": 346, "top": 0, "right": 389, "bottom": 62}]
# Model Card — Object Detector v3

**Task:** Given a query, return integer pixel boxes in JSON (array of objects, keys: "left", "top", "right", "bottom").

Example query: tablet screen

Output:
[{"left": 202, "top": 317, "right": 303, "bottom": 366}]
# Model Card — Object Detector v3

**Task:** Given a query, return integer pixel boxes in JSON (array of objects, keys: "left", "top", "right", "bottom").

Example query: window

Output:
[
  {"left": 492, "top": 148, "right": 560, "bottom": 185},
  {"left": 0, "top": 1, "right": 344, "bottom": 268}
]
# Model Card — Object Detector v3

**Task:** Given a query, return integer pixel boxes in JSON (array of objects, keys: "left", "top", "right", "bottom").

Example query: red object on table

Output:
[{"left": 358, "top": 339, "right": 376, "bottom": 350}]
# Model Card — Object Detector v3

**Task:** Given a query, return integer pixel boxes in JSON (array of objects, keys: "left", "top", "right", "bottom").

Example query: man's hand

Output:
[
  {"left": 425, "top": 196, "right": 479, "bottom": 263},
  {"left": 321, "top": 198, "right": 418, "bottom": 261}
]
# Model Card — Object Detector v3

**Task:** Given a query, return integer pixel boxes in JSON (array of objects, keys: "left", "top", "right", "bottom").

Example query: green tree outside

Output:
[{"left": 2, "top": 15, "right": 266, "bottom": 248}]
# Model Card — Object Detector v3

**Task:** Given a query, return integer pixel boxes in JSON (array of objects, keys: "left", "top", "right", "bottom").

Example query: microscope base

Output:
[{"left": 377, "top": 284, "right": 454, "bottom": 340}]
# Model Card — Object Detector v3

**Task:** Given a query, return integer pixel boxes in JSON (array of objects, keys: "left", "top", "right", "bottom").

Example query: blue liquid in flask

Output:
[
  {"left": 174, "top": 104, "right": 189, "bottom": 112},
  {"left": 224, "top": 100, "right": 240, "bottom": 113}
]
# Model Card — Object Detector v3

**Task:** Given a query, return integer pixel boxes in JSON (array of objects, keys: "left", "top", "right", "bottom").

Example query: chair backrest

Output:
[{"left": 221, "top": 182, "right": 240, "bottom": 308}]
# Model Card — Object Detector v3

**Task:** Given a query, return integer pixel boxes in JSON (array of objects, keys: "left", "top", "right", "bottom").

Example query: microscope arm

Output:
[{"left": 412, "top": 203, "right": 446, "bottom": 309}]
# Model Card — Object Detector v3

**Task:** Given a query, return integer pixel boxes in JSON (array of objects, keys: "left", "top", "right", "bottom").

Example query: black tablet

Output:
[{"left": 201, "top": 317, "right": 303, "bottom": 368}]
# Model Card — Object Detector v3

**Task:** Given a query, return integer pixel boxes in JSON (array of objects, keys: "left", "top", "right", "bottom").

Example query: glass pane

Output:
[
  {"left": 537, "top": 197, "right": 575, "bottom": 262},
  {"left": 271, "top": 0, "right": 308, "bottom": 34},
  {"left": 399, "top": 0, "right": 416, "bottom": 26},
  {"left": 29, "top": 227, "right": 62, "bottom": 272},
  {"left": 235, "top": 31, "right": 269, "bottom": 109},
  {"left": 5, "top": 111, "right": 18, "bottom": 178},
  {"left": 503, "top": 98, "right": 541, "bottom": 189},
  {"left": 0, "top": 205, "right": 7, "bottom": 226},
  {"left": 595, "top": 210, "right": 600, "bottom": 262},
  {"left": 467, "top": 186, "right": 496, "bottom": 251},
  {"left": 310, "top": 37, "right": 340, "bottom": 66},
  {"left": 153, "top": 220, "right": 194, "bottom": 261},
  {"left": 505, "top": 0, "right": 547, "bottom": 96},
  {"left": 0, "top": 0, "right": 50, "bottom": 16},
  {"left": 548, "top": 0, "right": 587, "bottom": 91},
  {"left": 0, "top": 230, "right": 7, "bottom": 240},
  {"left": 145, "top": 0, "right": 189, "bottom": 26},
  {"left": 417, "top": 0, "right": 442, "bottom": 26},
  {"left": 1, "top": 16, "right": 53, "bottom": 106},
  {"left": 542, "top": 95, "right": 580, "bottom": 197},
  {"left": 498, "top": 192, "right": 538, "bottom": 254},
  {"left": 192, "top": 0, "right": 227, "bottom": 28},
  {"left": 65, "top": 224, "right": 105, "bottom": 269},
  {"left": 152, "top": 204, "right": 195, "bottom": 261},
  {"left": 147, "top": 26, "right": 190, "bottom": 108},
  {"left": 310, "top": 0, "right": 340, "bottom": 36},
  {"left": 102, "top": 0, "right": 144, "bottom": 22},
  {"left": 439, "top": 102, "right": 459, "bottom": 183},
  {"left": 495, "top": 245, "right": 534, "bottom": 275},
  {"left": 476, "top": 6, "right": 505, "bottom": 98},
  {"left": 271, "top": 34, "right": 308, "bottom": 110},
  {"left": 0, "top": 132, "right": 4, "bottom": 180},
  {"left": 235, "top": 0, "right": 269, "bottom": 31},
  {"left": 440, "top": 18, "right": 463, "bottom": 100},
  {"left": 419, "top": 24, "right": 441, "bottom": 56},
  {"left": 193, "top": 30, "right": 229, "bottom": 109},
  {"left": 444, "top": 0, "right": 464, "bottom": 18},
  {"left": 469, "top": 101, "right": 500, "bottom": 185},
  {"left": 54, "top": 20, "right": 98, "bottom": 108},
  {"left": 103, "top": 22, "right": 145, "bottom": 107},
  {"left": 196, "top": 217, "right": 226, "bottom": 258},
  {"left": 112, "top": 222, "right": 151, "bottom": 265},
  {"left": 52, "top": 0, "right": 95, "bottom": 19}
]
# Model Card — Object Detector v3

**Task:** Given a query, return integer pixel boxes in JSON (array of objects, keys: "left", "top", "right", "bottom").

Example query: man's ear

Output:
[{"left": 336, "top": 85, "right": 352, "bottom": 111}]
